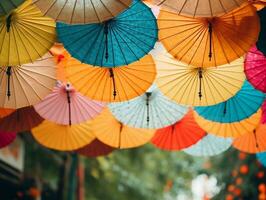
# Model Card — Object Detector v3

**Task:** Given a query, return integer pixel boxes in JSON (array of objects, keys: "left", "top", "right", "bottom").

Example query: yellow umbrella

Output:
[
  {"left": 33, "top": 0, "right": 132, "bottom": 24},
  {"left": 151, "top": 0, "right": 247, "bottom": 17},
  {"left": 0, "top": 53, "right": 57, "bottom": 109},
  {"left": 92, "top": 108, "right": 155, "bottom": 149},
  {"left": 64, "top": 54, "right": 156, "bottom": 102},
  {"left": 193, "top": 109, "right": 262, "bottom": 138},
  {"left": 0, "top": 0, "right": 56, "bottom": 66},
  {"left": 158, "top": 4, "right": 260, "bottom": 67},
  {"left": 31, "top": 120, "right": 95, "bottom": 151},
  {"left": 155, "top": 54, "right": 245, "bottom": 106}
]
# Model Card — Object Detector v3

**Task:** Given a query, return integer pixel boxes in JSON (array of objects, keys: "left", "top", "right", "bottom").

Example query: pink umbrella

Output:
[
  {"left": 0, "top": 131, "right": 16, "bottom": 148},
  {"left": 244, "top": 45, "right": 266, "bottom": 93},
  {"left": 34, "top": 82, "right": 105, "bottom": 125},
  {"left": 262, "top": 100, "right": 266, "bottom": 124}
]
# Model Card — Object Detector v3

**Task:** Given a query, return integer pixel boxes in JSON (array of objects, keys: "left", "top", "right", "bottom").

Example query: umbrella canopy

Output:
[
  {"left": 0, "top": 0, "right": 56, "bottom": 66},
  {"left": 262, "top": 100, "right": 266, "bottom": 124},
  {"left": 108, "top": 84, "right": 188, "bottom": 129},
  {"left": 31, "top": 120, "right": 95, "bottom": 151},
  {"left": 92, "top": 108, "right": 155, "bottom": 149},
  {"left": 76, "top": 139, "right": 114, "bottom": 158},
  {"left": 0, "top": 131, "right": 16, "bottom": 148},
  {"left": 0, "top": 108, "right": 14, "bottom": 118},
  {"left": 245, "top": 46, "right": 266, "bottom": 92},
  {"left": 151, "top": 110, "right": 206, "bottom": 151},
  {"left": 33, "top": 0, "right": 132, "bottom": 24},
  {"left": 57, "top": 0, "right": 158, "bottom": 67},
  {"left": 150, "top": 0, "right": 246, "bottom": 17},
  {"left": 183, "top": 134, "right": 232, "bottom": 157},
  {"left": 0, "top": 0, "right": 24, "bottom": 16},
  {"left": 257, "top": 152, "right": 266, "bottom": 167},
  {"left": 194, "top": 109, "right": 262, "bottom": 138},
  {"left": 158, "top": 4, "right": 260, "bottom": 67},
  {"left": 155, "top": 54, "right": 245, "bottom": 106},
  {"left": 34, "top": 82, "right": 105, "bottom": 125},
  {"left": 194, "top": 80, "right": 265, "bottom": 123},
  {"left": 233, "top": 124, "right": 266, "bottom": 153},
  {"left": 0, "top": 106, "right": 44, "bottom": 132},
  {"left": 0, "top": 53, "right": 57, "bottom": 109},
  {"left": 64, "top": 54, "right": 156, "bottom": 102},
  {"left": 257, "top": 7, "right": 266, "bottom": 55}
]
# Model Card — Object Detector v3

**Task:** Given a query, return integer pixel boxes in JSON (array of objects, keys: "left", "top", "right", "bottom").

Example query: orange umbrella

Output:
[
  {"left": 233, "top": 124, "right": 266, "bottom": 153},
  {"left": 0, "top": 108, "right": 14, "bottom": 118},
  {"left": 91, "top": 108, "right": 155, "bottom": 149},
  {"left": 150, "top": 0, "right": 247, "bottom": 17},
  {"left": 194, "top": 109, "right": 262, "bottom": 138},
  {"left": 31, "top": 120, "right": 95, "bottom": 151},
  {"left": 151, "top": 110, "right": 206, "bottom": 151},
  {"left": 158, "top": 4, "right": 260, "bottom": 67},
  {"left": 0, "top": 106, "right": 44, "bottom": 132},
  {"left": 64, "top": 54, "right": 156, "bottom": 102},
  {"left": 250, "top": 0, "right": 266, "bottom": 10}
]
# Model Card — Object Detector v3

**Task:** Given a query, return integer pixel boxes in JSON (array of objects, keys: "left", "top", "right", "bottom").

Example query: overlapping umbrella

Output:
[
  {"left": 33, "top": 0, "right": 132, "bottom": 24},
  {"left": 34, "top": 82, "right": 105, "bottom": 125},
  {"left": 57, "top": 0, "right": 158, "bottom": 67},
  {"left": 151, "top": 110, "right": 206, "bottom": 151},
  {"left": 0, "top": 130, "right": 16, "bottom": 148},
  {"left": 0, "top": 0, "right": 56, "bottom": 66},
  {"left": 194, "top": 80, "right": 265, "bottom": 123},
  {"left": 262, "top": 100, "right": 266, "bottom": 124},
  {"left": 31, "top": 120, "right": 95, "bottom": 151},
  {"left": 0, "top": 0, "right": 24, "bottom": 15},
  {"left": 0, "top": 53, "right": 57, "bottom": 109},
  {"left": 183, "top": 134, "right": 232, "bottom": 157},
  {"left": 64, "top": 54, "right": 156, "bottom": 102},
  {"left": 158, "top": 4, "right": 260, "bottom": 67},
  {"left": 0, "top": 108, "right": 14, "bottom": 118},
  {"left": 108, "top": 84, "right": 188, "bottom": 129},
  {"left": 155, "top": 54, "right": 245, "bottom": 106},
  {"left": 91, "top": 109, "right": 155, "bottom": 149},
  {"left": 257, "top": 152, "right": 266, "bottom": 167}
]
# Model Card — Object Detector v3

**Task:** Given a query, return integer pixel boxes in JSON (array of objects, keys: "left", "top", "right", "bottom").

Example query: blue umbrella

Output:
[
  {"left": 257, "top": 152, "right": 266, "bottom": 167},
  {"left": 194, "top": 80, "right": 265, "bottom": 123},
  {"left": 56, "top": 0, "right": 158, "bottom": 67}
]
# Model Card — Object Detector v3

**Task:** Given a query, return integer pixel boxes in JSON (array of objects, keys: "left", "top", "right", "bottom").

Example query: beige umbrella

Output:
[
  {"left": 0, "top": 53, "right": 57, "bottom": 109},
  {"left": 33, "top": 0, "right": 132, "bottom": 24},
  {"left": 151, "top": 0, "right": 247, "bottom": 17}
]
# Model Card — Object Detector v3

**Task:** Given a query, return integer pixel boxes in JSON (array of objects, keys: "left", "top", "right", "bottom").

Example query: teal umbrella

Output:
[
  {"left": 56, "top": 0, "right": 158, "bottom": 67},
  {"left": 0, "top": 0, "right": 24, "bottom": 15}
]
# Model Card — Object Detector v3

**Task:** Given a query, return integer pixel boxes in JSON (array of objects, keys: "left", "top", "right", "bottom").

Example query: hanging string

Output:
[
  {"left": 253, "top": 129, "right": 260, "bottom": 151},
  {"left": 66, "top": 84, "right": 72, "bottom": 126},
  {"left": 6, "top": 14, "right": 12, "bottom": 33},
  {"left": 208, "top": 21, "right": 213, "bottom": 61},
  {"left": 6, "top": 67, "right": 12, "bottom": 100},
  {"left": 109, "top": 69, "right": 117, "bottom": 100},
  {"left": 223, "top": 102, "right": 227, "bottom": 116},
  {"left": 118, "top": 123, "right": 123, "bottom": 149},
  {"left": 104, "top": 21, "right": 110, "bottom": 61},
  {"left": 145, "top": 92, "right": 152, "bottom": 126},
  {"left": 198, "top": 68, "right": 203, "bottom": 100}
]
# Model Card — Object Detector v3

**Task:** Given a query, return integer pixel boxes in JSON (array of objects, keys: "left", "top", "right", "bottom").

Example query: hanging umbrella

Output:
[
  {"left": 34, "top": 82, "right": 105, "bottom": 125},
  {"left": 158, "top": 4, "right": 260, "bottom": 67},
  {"left": 108, "top": 84, "right": 188, "bottom": 129},
  {"left": 155, "top": 54, "right": 245, "bottom": 106},
  {"left": 0, "top": 131, "right": 16, "bottom": 148},
  {"left": 151, "top": 110, "right": 206, "bottom": 151},
  {"left": 233, "top": 124, "right": 266, "bottom": 153},
  {"left": 0, "top": 108, "right": 14, "bottom": 118},
  {"left": 245, "top": 46, "right": 266, "bottom": 93},
  {"left": 194, "top": 80, "right": 265, "bottom": 123},
  {"left": 257, "top": 152, "right": 266, "bottom": 167},
  {"left": 0, "top": 53, "right": 57, "bottom": 109},
  {"left": 194, "top": 109, "right": 262, "bottom": 138},
  {"left": 57, "top": 0, "right": 158, "bottom": 67},
  {"left": 64, "top": 54, "right": 156, "bottom": 102},
  {"left": 33, "top": 0, "right": 132, "bottom": 24},
  {"left": 183, "top": 134, "right": 232, "bottom": 157},
  {"left": 150, "top": 0, "right": 246, "bottom": 17},
  {"left": 91, "top": 108, "right": 155, "bottom": 149},
  {"left": 0, "top": 106, "right": 44, "bottom": 132},
  {"left": 31, "top": 120, "right": 95, "bottom": 151},
  {"left": 257, "top": 7, "right": 266, "bottom": 55},
  {"left": 76, "top": 139, "right": 114, "bottom": 158},
  {"left": 262, "top": 100, "right": 266, "bottom": 124},
  {"left": 0, "top": 0, "right": 24, "bottom": 16},
  {"left": 0, "top": 0, "right": 56, "bottom": 66}
]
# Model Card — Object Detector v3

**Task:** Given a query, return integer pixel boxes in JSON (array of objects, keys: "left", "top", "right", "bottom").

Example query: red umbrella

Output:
[
  {"left": 151, "top": 110, "right": 206, "bottom": 151},
  {"left": 0, "top": 131, "right": 16, "bottom": 148},
  {"left": 76, "top": 139, "right": 114, "bottom": 158},
  {"left": 0, "top": 106, "right": 44, "bottom": 132}
]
